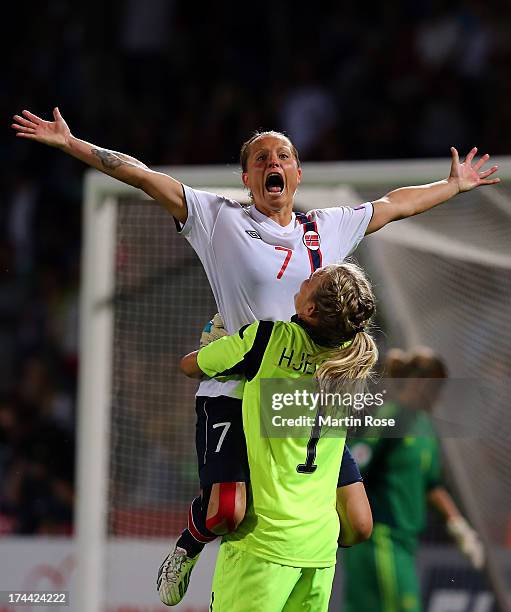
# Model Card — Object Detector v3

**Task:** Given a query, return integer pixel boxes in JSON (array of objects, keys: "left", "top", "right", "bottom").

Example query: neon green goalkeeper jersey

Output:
[{"left": 197, "top": 318, "right": 346, "bottom": 568}]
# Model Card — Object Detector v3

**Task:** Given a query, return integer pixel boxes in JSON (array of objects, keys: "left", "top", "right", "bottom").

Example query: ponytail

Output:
[
  {"left": 316, "top": 331, "right": 378, "bottom": 383},
  {"left": 308, "top": 262, "right": 378, "bottom": 398}
]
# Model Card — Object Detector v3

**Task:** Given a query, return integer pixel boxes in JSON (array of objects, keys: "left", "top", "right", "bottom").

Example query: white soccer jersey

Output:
[{"left": 179, "top": 185, "right": 373, "bottom": 397}]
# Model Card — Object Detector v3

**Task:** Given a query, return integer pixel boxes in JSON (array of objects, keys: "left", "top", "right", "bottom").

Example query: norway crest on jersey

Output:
[{"left": 302, "top": 230, "right": 321, "bottom": 251}]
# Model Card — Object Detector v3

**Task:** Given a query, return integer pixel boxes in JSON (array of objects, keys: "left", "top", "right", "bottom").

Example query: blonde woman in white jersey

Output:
[{"left": 12, "top": 109, "right": 500, "bottom": 606}]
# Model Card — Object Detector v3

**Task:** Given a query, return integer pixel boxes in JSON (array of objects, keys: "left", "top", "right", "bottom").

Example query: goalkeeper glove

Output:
[
  {"left": 446, "top": 516, "right": 485, "bottom": 569},
  {"left": 200, "top": 313, "right": 227, "bottom": 348}
]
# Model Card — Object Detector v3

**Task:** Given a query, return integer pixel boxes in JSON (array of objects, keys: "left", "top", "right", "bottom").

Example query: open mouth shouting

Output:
[{"left": 265, "top": 172, "right": 285, "bottom": 195}]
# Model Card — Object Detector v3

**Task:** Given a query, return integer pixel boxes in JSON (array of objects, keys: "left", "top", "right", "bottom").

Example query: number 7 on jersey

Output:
[{"left": 275, "top": 247, "right": 293, "bottom": 279}]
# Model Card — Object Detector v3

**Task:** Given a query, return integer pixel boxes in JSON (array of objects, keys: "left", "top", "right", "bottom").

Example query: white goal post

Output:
[{"left": 77, "top": 157, "right": 511, "bottom": 612}]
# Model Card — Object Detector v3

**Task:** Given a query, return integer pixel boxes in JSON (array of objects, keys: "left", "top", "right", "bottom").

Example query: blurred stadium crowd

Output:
[{"left": 1, "top": 0, "right": 510, "bottom": 534}]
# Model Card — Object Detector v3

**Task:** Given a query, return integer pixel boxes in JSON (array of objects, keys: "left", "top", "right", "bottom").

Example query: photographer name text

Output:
[{"left": 271, "top": 414, "right": 395, "bottom": 428}]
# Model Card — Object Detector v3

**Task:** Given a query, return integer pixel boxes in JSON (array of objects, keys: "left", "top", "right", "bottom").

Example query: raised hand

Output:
[
  {"left": 11, "top": 107, "right": 71, "bottom": 148},
  {"left": 449, "top": 147, "right": 500, "bottom": 193}
]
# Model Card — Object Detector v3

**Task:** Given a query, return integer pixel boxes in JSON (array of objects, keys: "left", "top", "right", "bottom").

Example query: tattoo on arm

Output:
[{"left": 92, "top": 148, "right": 126, "bottom": 170}]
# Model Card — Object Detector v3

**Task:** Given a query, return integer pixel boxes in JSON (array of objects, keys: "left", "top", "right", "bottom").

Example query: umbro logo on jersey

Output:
[
  {"left": 303, "top": 230, "right": 321, "bottom": 251},
  {"left": 246, "top": 230, "right": 262, "bottom": 240}
]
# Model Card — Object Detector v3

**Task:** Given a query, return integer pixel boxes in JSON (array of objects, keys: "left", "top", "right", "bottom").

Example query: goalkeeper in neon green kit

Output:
[{"left": 180, "top": 262, "right": 377, "bottom": 611}]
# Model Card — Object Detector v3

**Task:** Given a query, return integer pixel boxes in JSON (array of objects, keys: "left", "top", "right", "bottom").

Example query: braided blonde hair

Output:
[{"left": 311, "top": 263, "right": 378, "bottom": 391}]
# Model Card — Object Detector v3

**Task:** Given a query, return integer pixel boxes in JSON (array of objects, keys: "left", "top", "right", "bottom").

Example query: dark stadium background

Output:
[{"left": 1, "top": 1, "right": 510, "bottom": 608}]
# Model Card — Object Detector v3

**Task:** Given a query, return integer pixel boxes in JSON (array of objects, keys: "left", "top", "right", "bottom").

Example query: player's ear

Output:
[
  {"left": 242, "top": 172, "right": 249, "bottom": 188},
  {"left": 297, "top": 167, "right": 302, "bottom": 184},
  {"left": 304, "top": 300, "right": 316, "bottom": 318}
]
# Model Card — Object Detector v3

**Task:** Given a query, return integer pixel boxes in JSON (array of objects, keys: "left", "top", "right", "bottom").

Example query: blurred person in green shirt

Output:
[{"left": 343, "top": 348, "right": 484, "bottom": 612}]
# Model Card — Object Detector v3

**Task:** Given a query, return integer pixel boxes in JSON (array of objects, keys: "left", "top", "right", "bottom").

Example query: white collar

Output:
[{"left": 249, "top": 205, "right": 296, "bottom": 233}]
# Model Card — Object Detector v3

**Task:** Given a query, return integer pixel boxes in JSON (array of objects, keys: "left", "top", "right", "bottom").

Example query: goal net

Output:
[
  {"left": 363, "top": 183, "right": 511, "bottom": 612},
  {"left": 77, "top": 159, "right": 511, "bottom": 611}
]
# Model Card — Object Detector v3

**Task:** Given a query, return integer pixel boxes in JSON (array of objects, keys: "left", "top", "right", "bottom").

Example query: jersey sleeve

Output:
[
  {"left": 177, "top": 185, "right": 227, "bottom": 241},
  {"left": 313, "top": 203, "right": 373, "bottom": 260},
  {"left": 197, "top": 320, "right": 274, "bottom": 381},
  {"left": 337, "top": 444, "right": 363, "bottom": 487}
]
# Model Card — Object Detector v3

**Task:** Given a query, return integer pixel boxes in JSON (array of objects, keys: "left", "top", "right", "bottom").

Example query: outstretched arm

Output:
[
  {"left": 366, "top": 147, "right": 501, "bottom": 234},
  {"left": 11, "top": 108, "right": 187, "bottom": 222}
]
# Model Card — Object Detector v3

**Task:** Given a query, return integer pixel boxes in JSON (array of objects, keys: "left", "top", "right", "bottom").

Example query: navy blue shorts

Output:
[{"left": 195, "top": 396, "right": 250, "bottom": 487}]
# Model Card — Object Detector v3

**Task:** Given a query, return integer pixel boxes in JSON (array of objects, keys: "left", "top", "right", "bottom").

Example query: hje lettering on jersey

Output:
[{"left": 278, "top": 348, "right": 315, "bottom": 374}]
